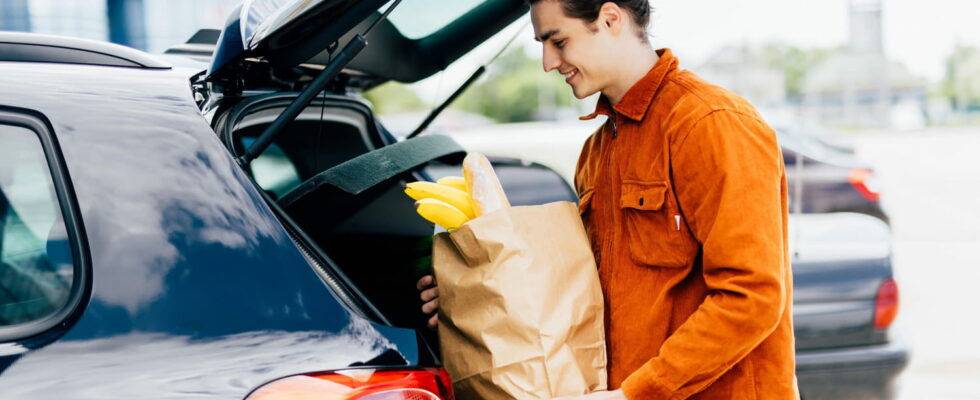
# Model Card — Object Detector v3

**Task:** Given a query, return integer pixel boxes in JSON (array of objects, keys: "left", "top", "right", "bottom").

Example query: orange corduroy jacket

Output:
[{"left": 574, "top": 49, "right": 798, "bottom": 399}]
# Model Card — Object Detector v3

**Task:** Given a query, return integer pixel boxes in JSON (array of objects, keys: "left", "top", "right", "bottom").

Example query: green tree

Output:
[
  {"left": 942, "top": 45, "right": 980, "bottom": 111},
  {"left": 453, "top": 46, "right": 576, "bottom": 122},
  {"left": 362, "top": 81, "right": 427, "bottom": 115},
  {"left": 759, "top": 43, "right": 839, "bottom": 99}
]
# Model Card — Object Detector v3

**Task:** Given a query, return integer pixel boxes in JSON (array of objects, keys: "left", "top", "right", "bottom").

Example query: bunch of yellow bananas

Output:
[
  {"left": 405, "top": 178, "right": 475, "bottom": 232},
  {"left": 405, "top": 153, "right": 511, "bottom": 232}
]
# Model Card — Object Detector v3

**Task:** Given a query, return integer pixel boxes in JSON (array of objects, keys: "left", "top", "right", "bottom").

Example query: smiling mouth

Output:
[{"left": 562, "top": 69, "right": 578, "bottom": 84}]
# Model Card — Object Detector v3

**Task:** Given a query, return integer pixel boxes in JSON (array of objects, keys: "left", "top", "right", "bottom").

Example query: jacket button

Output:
[{"left": 639, "top": 197, "right": 645, "bottom": 206}]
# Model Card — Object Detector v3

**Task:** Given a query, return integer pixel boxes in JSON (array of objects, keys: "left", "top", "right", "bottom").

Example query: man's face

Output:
[{"left": 531, "top": 0, "right": 616, "bottom": 99}]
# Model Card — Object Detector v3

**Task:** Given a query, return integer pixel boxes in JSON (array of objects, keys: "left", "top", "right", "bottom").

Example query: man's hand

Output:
[
  {"left": 416, "top": 275, "right": 439, "bottom": 330},
  {"left": 552, "top": 390, "right": 627, "bottom": 400}
]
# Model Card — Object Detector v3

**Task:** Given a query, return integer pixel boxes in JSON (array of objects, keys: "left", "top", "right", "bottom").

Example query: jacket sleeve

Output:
[{"left": 620, "top": 109, "right": 789, "bottom": 399}]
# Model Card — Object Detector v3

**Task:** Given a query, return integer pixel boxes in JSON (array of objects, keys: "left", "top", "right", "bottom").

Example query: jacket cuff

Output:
[{"left": 620, "top": 364, "right": 676, "bottom": 400}]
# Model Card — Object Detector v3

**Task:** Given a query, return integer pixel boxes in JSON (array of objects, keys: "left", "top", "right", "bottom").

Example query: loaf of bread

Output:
[{"left": 462, "top": 152, "right": 510, "bottom": 217}]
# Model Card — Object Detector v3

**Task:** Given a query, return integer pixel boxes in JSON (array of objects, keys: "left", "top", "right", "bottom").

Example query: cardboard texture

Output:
[{"left": 433, "top": 201, "right": 607, "bottom": 399}]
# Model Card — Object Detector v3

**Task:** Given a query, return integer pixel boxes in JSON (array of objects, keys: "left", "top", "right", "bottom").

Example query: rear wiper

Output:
[
  {"left": 239, "top": 0, "right": 403, "bottom": 166},
  {"left": 407, "top": 18, "right": 530, "bottom": 139}
]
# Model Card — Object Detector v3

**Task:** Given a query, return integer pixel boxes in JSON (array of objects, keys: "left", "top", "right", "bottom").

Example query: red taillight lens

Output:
[
  {"left": 246, "top": 367, "right": 454, "bottom": 400},
  {"left": 874, "top": 278, "right": 899, "bottom": 329},
  {"left": 849, "top": 168, "right": 881, "bottom": 202}
]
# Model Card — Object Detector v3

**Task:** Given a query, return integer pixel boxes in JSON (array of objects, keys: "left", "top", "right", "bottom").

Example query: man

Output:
[{"left": 419, "top": 0, "right": 797, "bottom": 398}]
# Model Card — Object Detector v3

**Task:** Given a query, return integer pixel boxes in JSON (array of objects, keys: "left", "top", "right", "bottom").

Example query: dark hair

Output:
[{"left": 526, "top": 0, "right": 652, "bottom": 41}]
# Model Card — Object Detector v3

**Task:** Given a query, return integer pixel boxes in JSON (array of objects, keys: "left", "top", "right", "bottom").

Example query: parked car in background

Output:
[{"left": 779, "top": 127, "right": 890, "bottom": 224}]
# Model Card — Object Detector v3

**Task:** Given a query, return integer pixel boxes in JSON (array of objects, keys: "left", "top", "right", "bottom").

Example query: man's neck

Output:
[{"left": 605, "top": 46, "right": 660, "bottom": 106}]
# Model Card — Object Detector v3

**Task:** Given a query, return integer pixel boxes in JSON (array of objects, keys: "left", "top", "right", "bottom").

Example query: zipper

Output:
[{"left": 599, "top": 114, "right": 618, "bottom": 268}]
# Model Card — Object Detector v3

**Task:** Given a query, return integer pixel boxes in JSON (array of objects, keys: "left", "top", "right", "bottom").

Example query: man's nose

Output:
[{"left": 542, "top": 46, "right": 560, "bottom": 72}]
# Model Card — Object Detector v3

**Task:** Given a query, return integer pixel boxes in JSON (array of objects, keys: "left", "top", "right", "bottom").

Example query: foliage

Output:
[
  {"left": 758, "top": 43, "right": 840, "bottom": 99},
  {"left": 942, "top": 45, "right": 980, "bottom": 111},
  {"left": 452, "top": 46, "right": 576, "bottom": 123},
  {"left": 362, "top": 81, "right": 427, "bottom": 115}
]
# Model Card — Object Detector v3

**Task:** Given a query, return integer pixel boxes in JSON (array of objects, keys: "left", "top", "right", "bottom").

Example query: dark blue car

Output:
[
  {"left": 0, "top": 0, "right": 906, "bottom": 398},
  {"left": 0, "top": 0, "right": 491, "bottom": 397}
]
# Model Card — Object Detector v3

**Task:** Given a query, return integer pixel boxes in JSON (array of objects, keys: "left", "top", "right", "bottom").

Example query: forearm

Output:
[{"left": 620, "top": 274, "right": 786, "bottom": 398}]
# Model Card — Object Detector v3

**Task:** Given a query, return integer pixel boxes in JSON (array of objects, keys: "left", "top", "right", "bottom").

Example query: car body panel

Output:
[
  {"left": 796, "top": 340, "right": 908, "bottom": 400},
  {"left": 0, "top": 62, "right": 421, "bottom": 398}
]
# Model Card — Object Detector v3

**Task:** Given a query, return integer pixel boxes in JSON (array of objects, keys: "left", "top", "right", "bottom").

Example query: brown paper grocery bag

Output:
[{"left": 433, "top": 201, "right": 607, "bottom": 400}]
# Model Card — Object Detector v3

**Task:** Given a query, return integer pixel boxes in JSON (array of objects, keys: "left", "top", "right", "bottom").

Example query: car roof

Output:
[{"left": 0, "top": 31, "right": 170, "bottom": 69}]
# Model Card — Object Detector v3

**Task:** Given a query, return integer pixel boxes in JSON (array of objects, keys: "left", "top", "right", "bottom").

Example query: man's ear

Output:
[{"left": 597, "top": 2, "right": 625, "bottom": 35}]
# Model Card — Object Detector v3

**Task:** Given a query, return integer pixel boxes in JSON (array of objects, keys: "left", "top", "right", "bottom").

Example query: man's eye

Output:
[{"left": 554, "top": 40, "right": 566, "bottom": 49}]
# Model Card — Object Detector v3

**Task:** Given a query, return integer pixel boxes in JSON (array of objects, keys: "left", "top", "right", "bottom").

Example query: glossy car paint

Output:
[{"left": 0, "top": 62, "right": 421, "bottom": 398}]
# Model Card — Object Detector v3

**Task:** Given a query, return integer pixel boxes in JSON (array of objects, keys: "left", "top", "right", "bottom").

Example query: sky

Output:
[
  {"left": 408, "top": 0, "right": 980, "bottom": 104},
  {"left": 649, "top": 0, "right": 980, "bottom": 82}
]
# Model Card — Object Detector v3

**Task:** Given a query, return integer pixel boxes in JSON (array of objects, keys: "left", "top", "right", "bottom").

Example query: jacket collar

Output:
[{"left": 580, "top": 48, "right": 678, "bottom": 122}]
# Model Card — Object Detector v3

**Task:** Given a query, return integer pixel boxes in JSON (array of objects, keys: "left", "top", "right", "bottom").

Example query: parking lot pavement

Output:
[{"left": 850, "top": 127, "right": 980, "bottom": 399}]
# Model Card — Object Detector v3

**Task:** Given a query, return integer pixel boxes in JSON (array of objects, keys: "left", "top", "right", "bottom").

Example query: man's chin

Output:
[{"left": 571, "top": 86, "right": 598, "bottom": 100}]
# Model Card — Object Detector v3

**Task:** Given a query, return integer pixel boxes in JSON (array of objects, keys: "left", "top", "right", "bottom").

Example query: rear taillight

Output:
[
  {"left": 849, "top": 168, "right": 881, "bottom": 202},
  {"left": 246, "top": 367, "right": 454, "bottom": 400},
  {"left": 874, "top": 278, "right": 899, "bottom": 329}
]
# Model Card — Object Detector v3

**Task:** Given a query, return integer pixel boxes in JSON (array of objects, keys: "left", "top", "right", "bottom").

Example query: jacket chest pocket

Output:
[{"left": 619, "top": 181, "right": 699, "bottom": 268}]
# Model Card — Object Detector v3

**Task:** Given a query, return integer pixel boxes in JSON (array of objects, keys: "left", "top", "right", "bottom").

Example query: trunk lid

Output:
[
  {"left": 206, "top": 0, "right": 388, "bottom": 83},
  {"left": 205, "top": 0, "right": 528, "bottom": 91}
]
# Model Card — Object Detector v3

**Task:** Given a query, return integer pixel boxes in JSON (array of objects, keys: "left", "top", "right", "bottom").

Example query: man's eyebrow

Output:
[{"left": 534, "top": 29, "right": 560, "bottom": 42}]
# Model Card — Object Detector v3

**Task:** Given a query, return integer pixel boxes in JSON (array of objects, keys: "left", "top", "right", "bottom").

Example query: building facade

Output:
[
  {"left": 0, "top": 0, "right": 239, "bottom": 53},
  {"left": 800, "top": 0, "right": 927, "bottom": 129}
]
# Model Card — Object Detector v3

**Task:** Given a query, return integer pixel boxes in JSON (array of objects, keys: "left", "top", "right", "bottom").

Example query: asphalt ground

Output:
[{"left": 849, "top": 127, "right": 980, "bottom": 399}]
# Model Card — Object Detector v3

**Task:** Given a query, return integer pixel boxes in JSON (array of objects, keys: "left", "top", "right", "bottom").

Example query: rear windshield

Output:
[{"left": 387, "top": 0, "right": 487, "bottom": 39}]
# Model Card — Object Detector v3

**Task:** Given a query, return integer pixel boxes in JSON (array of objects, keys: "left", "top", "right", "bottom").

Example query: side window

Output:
[
  {"left": 0, "top": 123, "right": 76, "bottom": 328},
  {"left": 242, "top": 138, "right": 302, "bottom": 199}
]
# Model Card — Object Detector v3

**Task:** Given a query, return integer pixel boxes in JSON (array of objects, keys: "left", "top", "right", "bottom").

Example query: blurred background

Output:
[{"left": 2, "top": 0, "right": 978, "bottom": 398}]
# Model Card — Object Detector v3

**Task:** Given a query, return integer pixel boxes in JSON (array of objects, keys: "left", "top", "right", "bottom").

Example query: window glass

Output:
[
  {"left": 0, "top": 124, "right": 74, "bottom": 326},
  {"left": 243, "top": 138, "right": 302, "bottom": 199},
  {"left": 387, "top": 0, "right": 487, "bottom": 39}
]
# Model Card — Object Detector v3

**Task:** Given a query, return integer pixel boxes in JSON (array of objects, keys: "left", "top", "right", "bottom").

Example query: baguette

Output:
[{"left": 462, "top": 152, "right": 510, "bottom": 217}]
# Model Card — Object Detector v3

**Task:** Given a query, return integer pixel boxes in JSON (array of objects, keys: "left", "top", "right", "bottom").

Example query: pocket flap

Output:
[
  {"left": 620, "top": 182, "right": 667, "bottom": 211},
  {"left": 577, "top": 188, "right": 595, "bottom": 215}
]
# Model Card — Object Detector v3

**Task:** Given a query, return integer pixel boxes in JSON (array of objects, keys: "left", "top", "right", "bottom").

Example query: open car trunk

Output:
[
  {"left": 217, "top": 94, "right": 443, "bottom": 334},
  {"left": 214, "top": 95, "right": 578, "bottom": 343}
]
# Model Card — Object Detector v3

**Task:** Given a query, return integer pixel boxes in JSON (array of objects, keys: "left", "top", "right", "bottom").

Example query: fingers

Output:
[
  {"left": 418, "top": 274, "right": 440, "bottom": 331},
  {"left": 420, "top": 286, "right": 439, "bottom": 303},
  {"left": 421, "top": 298, "right": 439, "bottom": 315},
  {"left": 416, "top": 275, "right": 435, "bottom": 291}
]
